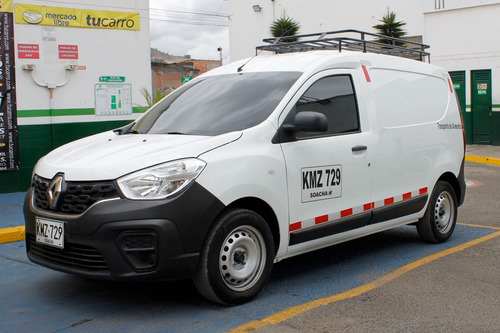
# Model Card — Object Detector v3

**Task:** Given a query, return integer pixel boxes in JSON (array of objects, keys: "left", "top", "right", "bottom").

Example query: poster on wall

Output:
[
  {"left": 0, "top": 1, "right": 19, "bottom": 171},
  {"left": 95, "top": 84, "right": 132, "bottom": 115}
]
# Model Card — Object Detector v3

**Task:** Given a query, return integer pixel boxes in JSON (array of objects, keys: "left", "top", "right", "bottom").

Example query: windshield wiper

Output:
[
  {"left": 113, "top": 122, "right": 137, "bottom": 135},
  {"left": 167, "top": 131, "right": 185, "bottom": 135}
]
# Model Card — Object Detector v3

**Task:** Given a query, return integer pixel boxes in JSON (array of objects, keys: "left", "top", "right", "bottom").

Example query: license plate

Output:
[{"left": 36, "top": 217, "right": 64, "bottom": 249}]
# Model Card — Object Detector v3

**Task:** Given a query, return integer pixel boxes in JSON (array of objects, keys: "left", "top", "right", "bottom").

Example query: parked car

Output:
[{"left": 24, "top": 31, "right": 466, "bottom": 305}]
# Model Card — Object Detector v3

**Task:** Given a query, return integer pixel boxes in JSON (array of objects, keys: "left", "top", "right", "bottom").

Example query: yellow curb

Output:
[
  {"left": 0, "top": 226, "right": 25, "bottom": 244},
  {"left": 229, "top": 229, "right": 500, "bottom": 333},
  {"left": 465, "top": 155, "right": 500, "bottom": 166}
]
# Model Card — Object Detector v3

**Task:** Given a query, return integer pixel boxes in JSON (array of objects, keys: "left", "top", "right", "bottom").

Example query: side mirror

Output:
[{"left": 283, "top": 111, "right": 328, "bottom": 133}]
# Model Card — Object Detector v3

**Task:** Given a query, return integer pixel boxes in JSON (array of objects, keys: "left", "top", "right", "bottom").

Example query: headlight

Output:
[{"left": 117, "top": 158, "right": 206, "bottom": 200}]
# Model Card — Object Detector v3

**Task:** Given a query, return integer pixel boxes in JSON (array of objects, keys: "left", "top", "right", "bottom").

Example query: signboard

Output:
[
  {"left": 181, "top": 76, "right": 193, "bottom": 83},
  {"left": 18, "top": 43, "right": 40, "bottom": 59},
  {"left": 0, "top": 0, "right": 13, "bottom": 13},
  {"left": 0, "top": 1, "right": 19, "bottom": 171},
  {"left": 15, "top": 4, "right": 140, "bottom": 31},
  {"left": 95, "top": 84, "right": 132, "bottom": 115},
  {"left": 58, "top": 44, "right": 78, "bottom": 59},
  {"left": 99, "top": 76, "right": 125, "bottom": 83}
]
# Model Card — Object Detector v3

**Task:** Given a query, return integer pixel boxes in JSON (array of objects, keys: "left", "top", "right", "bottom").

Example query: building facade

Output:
[
  {"left": 228, "top": 0, "right": 500, "bottom": 145},
  {"left": 151, "top": 49, "right": 221, "bottom": 93},
  {"left": 0, "top": 0, "right": 151, "bottom": 193}
]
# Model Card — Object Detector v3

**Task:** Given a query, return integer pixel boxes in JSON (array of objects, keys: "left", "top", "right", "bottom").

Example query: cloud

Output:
[{"left": 149, "top": 0, "right": 229, "bottom": 62}]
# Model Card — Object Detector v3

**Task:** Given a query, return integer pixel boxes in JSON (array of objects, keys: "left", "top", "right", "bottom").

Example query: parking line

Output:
[
  {"left": 458, "top": 222, "right": 500, "bottom": 230},
  {"left": 0, "top": 226, "right": 25, "bottom": 244},
  {"left": 229, "top": 228, "right": 500, "bottom": 333},
  {"left": 465, "top": 155, "right": 500, "bottom": 166}
]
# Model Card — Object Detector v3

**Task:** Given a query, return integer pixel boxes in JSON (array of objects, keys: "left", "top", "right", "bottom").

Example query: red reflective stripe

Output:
[
  {"left": 292, "top": 188, "right": 429, "bottom": 231},
  {"left": 290, "top": 222, "right": 302, "bottom": 232},
  {"left": 341, "top": 208, "right": 353, "bottom": 218},
  {"left": 362, "top": 65, "right": 371, "bottom": 83},
  {"left": 315, "top": 215, "right": 329, "bottom": 224}
]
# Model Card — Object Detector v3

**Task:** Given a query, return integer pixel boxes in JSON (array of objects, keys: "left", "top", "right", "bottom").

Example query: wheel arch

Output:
[
  {"left": 226, "top": 197, "right": 280, "bottom": 253},
  {"left": 437, "top": 171, "right": 462, "bottom": 206}
]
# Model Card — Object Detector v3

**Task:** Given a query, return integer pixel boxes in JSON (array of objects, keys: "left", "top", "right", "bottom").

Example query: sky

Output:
[{"left": 149, "top": 0, "right": 230, "bottom": 63}]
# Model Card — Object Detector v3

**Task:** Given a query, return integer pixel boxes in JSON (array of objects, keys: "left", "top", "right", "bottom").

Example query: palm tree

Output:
[
  {"left": 373, "top": 10, "right": 407, "bottom": 46},
  {"left": 270, "top": 16, "right": 300, "bottom": 42},
  {"left": 140, "top": 87, "right": 167, "bottom": 107}
]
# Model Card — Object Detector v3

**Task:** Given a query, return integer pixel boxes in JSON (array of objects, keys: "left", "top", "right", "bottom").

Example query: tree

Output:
[
  {"left": 270, "top": 16, "right": 300, "bottom": 42},
  {"left": 373, "top": 10, "right": 407, "bottom": 46}
]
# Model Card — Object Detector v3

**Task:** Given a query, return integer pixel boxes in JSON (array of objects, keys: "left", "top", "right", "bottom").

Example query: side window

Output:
[{"left": 295, "top": 75, "right": 360, "bottom": 139}]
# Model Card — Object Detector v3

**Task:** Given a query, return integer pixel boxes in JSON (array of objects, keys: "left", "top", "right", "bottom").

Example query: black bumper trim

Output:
[{"left": 24, "top": 181, "right": 226, "bottom": 281}]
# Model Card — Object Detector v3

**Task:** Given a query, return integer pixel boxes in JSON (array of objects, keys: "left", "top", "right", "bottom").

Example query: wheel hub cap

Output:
[
  {"left": 219, "top": 226, "right": 266, "bottom": 292},
  {"left": 434, "top": 191, "right": 454, "bottom": 234}
]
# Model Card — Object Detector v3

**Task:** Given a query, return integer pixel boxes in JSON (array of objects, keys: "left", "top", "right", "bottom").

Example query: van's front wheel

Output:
[
  {"left": 193, "top": 208, "right": 275, "bottom": 305},
  {"left": 417, "top": 181, "right": 457, "bottom": 243}
]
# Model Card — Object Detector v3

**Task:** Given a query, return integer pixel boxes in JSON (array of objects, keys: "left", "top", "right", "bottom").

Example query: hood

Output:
[{"left": 35, "top": 131, "right": 242, "bottom": 181}]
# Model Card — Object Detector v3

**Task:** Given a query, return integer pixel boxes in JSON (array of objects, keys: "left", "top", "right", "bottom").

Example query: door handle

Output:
[{"left": 352, "top": 145, "right": 367, "bottom": 152}]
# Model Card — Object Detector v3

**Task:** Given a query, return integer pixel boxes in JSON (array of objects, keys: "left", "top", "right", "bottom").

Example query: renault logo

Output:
[{"left": 47, "top": 175, "right": 64, "bottom": 209}]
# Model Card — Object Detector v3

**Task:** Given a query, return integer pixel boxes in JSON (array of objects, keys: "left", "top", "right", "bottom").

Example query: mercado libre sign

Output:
[{"left": 15, "top": 3, "right": 140, "bottom": 31}]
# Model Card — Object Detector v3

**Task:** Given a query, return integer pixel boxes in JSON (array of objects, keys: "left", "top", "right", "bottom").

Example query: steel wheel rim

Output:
[
  {"left": 219, "top": 225, "right": 266, "bottom": 292},
  {"left": 434, "top": 191, "right": 455, "bottom": 234}
]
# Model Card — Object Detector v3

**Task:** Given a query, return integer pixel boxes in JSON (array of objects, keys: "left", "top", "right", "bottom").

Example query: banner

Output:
[
  {"left": 0, "top": 0, "right": 13, "bottom": 14},
  {"left": 0, "top": 2, "right": 18, "bottom": 171},
  {"left": 15, "top": 3, "right": 140, "bottom": 31}
]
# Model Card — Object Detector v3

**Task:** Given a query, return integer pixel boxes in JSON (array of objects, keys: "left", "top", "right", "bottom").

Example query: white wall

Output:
[
  {"left": 425, "top": 2, "right": 500, "bottom": 107},
  {"left": 424, "top": 0, "right": 500, "bottom": 12},
  {"left": 13, "top": 0, "right": 151, "bottom": 122}
]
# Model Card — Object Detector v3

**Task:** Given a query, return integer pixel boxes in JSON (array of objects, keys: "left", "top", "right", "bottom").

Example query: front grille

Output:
[
  {"left": 28, "top": 234, "right": 109, "bottom": 271},
  {"left": 33, "top": 175, "right": 119, "bottom": 214}
]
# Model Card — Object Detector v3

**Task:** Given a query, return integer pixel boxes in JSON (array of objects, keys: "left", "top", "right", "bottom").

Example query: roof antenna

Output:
[
  {"left": 237, "top": 49, "right": 263, "bottom": 72},
  {"left": 238, "top": 23, "right": 299, "bottom": 72}
]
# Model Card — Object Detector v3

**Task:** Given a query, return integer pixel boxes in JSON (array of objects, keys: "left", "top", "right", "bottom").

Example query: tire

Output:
[
  {"left": 193, "top": 208, "right": 275, "bottom": 305},
  {"left": 417, "top": 181, "right": 458, "bottom": 243}
]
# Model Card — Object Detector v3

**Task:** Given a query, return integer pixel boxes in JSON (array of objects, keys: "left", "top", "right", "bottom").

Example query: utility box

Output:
[{"left": 0, "top": 0, "right": 151, "bottom": 193}]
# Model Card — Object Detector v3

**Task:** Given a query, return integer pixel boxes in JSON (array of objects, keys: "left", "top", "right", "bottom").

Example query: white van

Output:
[{"left": 24, "top": 31, "right": 466, "bottom": 305}]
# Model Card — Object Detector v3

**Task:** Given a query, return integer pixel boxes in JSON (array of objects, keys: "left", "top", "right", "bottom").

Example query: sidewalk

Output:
[
  {"left": 0, "top": 192, "right": 26, "bottom": 243},
  {"left": 1, "top": 145, "right": 499, "bottom": 243},
  {"left": 466, "top": 144, "right": 500, "bottom": 159},
  {"left": 466, "top": 145, "right": 500, "bottom": 165}
]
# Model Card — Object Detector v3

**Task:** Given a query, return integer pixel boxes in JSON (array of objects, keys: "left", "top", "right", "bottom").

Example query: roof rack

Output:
[{"left": 256, "top": 29, "right": 430, "bottom": 62}]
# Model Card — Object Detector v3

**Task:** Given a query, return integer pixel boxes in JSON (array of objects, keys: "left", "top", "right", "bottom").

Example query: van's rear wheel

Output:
[
  {"left": 417, "top": 181, "right": 457, "bottom": 243},
  {"left": 193, "top": 208, "right": 274, "bottom": 305}
]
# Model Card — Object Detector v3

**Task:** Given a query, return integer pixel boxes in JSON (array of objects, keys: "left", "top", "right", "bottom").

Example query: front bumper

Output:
[{"left": 24, "top": 182, "right": 225, "bottom": 281}]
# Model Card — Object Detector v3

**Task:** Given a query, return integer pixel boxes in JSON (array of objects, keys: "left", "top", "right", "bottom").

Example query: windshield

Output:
[{"left": 131, "top": 72, "right": 301, "bottom": 136}]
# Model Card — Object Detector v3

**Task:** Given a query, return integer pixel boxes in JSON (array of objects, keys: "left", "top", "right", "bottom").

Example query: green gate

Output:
[{"left": 471, "top": 69, "right": 492, "bottom": 144}]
